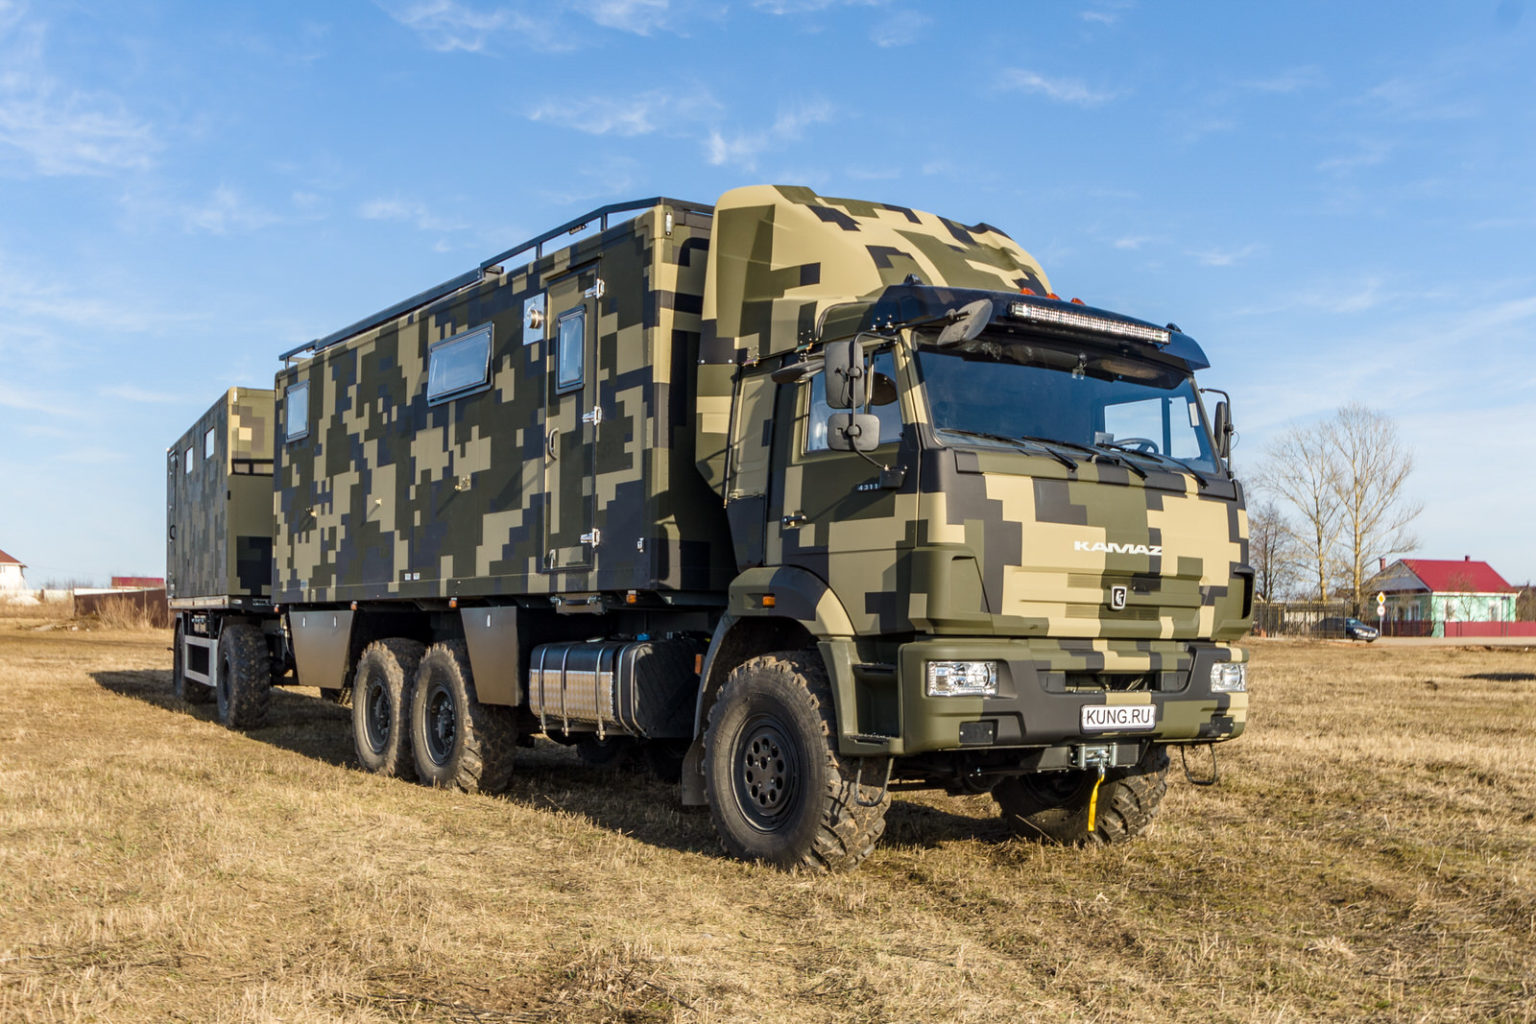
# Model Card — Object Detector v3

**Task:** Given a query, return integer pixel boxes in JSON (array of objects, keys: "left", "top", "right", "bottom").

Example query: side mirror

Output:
[
  {"left": 1213, "top": 400, "right": 1232, "bottom": 459},
  {"left": 823, "top": 338, "right": 867, "bottom": 409},
  {"left": 828, "top": 412, "right": 879, "bottom": 452}
]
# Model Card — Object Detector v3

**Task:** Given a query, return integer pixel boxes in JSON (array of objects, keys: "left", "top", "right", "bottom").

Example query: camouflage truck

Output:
[{"left": 167, "top": 185, "right": 1251, "bottom": 870}]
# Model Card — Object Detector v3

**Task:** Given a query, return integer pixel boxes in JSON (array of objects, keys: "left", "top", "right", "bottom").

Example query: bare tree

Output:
[
  {"left": 1324, "top": 404, "right": 1421, "bottom": 616},
  {"left": 1259, "top": 421, "right": 1341, "bottom": 601},
  {"left": 1246, "top": 498, "right": 1301, "bottom": 601}
]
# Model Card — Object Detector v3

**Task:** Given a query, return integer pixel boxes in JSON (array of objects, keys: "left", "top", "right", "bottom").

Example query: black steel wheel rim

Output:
[
  {"left": 424, "top": 683, "right": 456, "bottom": 766},
  {"left": 363, "top": 676, "right": 391, "bottom": 755},
  {"left": 732, "top": 713, "right": 801, "bottom": 831}
]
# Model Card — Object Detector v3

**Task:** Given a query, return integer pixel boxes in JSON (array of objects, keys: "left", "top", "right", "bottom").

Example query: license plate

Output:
[{"left": 1081, "top": 703, "right": 1156, "bottom": 733}]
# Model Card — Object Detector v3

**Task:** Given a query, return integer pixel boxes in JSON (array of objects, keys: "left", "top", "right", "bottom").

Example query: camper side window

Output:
[
  {"left": 203, "top": 427, "right": 216, "bottom": 461},
  {"left": 427, "top": 325, "right": 493, "bottom": 404},
  {"left": 184, "top": 445, "right": 194, "bottom": 473},
  {"left": 556, "top": 308, "right": 585, "bottom": 392},
  {"left": 285, "top": 382, "right": 310, "bottom": 442}
]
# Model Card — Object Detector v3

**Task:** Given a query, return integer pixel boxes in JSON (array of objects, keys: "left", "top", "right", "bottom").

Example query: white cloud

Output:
[
  {"left": 751, "top": 0, "right": 884, "bottom": 13},
  {"left": 1316, "top": 138, "right": 1393, "bottom": 175},
  {"left": 997, "top": 68, "right": 1120, "bottom": 107},
  {"left": 1189, "top": 243, "right": 1261, "bottom": 268},
  {"left": 380, "top": 0, "right": 538, "bottom": 53},
  {"left": 1113, "top": 235, "right": 1151, "bottom": 251},
  {"left": 100, "top": 385, "right": 181, "bottom": 404},
  {"left": 1241, "top": 66, "right": 1325, "bottom": 94},
  {"left": 0, "top": 7, "right": 157, "bottom": 176},
  {"left": 1079, "top": 1, "right": 1134, "bottom": 26},
  {"left": 1360, "top": 75, "right": 1480, "bottom": 122},
  {"left": 568, "top": 0, "right": 671, "bottom": 34},
  {"left": 359, "top": 196, "right": 467, "bottom": 233},
  {"left": 181, "top": 186, "right": 281, "bottom": 235},
  {"left": 870, "top": 9, "right": 928, "bottom": 47},
  {"left": 527, "top": 89, "right": 719, "bottom": 136},
  {"left": 705, "top": 100, "right": 834, "bottom": 171}
]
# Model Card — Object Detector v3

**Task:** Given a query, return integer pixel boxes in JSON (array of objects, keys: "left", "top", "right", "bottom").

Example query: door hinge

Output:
[
  {"left": 581, "top": 528, "right": 602, "bottom": 548},
  {"left": 584, "top": 279, "right": 605, "bottom": 299},
  {"left": 581, "top": 405, "right": 603, "bottom": 426}
]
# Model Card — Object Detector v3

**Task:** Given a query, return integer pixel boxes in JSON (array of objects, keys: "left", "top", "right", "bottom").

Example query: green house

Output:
[{"left": 1367, "top": 558, "right": 1518, "bottom": 638}]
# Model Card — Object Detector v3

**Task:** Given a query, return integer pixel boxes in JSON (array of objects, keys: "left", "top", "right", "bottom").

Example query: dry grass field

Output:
[{"left": 1, "top": 617, "right": 1533, "bottom": 1023}]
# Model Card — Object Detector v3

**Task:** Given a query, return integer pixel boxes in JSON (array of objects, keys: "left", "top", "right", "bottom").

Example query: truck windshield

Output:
[{"left": 913, "top": 338, "right": 1220, "bottom": 476}]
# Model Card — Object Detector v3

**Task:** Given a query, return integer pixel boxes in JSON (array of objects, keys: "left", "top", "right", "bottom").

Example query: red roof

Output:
[
  {"left": 1400, "top": 558, "right": 1513, "bottom": 593},
  {"left": 0, "top": 548, "right": 22, "bottom": 566}
]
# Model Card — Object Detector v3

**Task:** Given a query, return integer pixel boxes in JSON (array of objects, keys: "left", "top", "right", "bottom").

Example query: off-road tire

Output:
[
  {"left": 173, "top": 620, "right": 213, "bottom": 704},
  {"left": 704, "top": 652, "right": 889, "bottom": 872},
  {"left": 351, "top": 639, "right": 426, "bottom": 779},
  {"left": 994, "top": 745, "right": 1170, "bottom": 846},
  {"left": 216, "top": 624, "right": 271, "bottom": 729},
  {"left": 411, "top": 640, "right": 518, "bottom": 793}
]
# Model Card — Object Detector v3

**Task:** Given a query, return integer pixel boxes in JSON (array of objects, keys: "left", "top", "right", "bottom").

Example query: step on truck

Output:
[{"left": 167, "top": 185, "right": 1252, "bottom": 871}]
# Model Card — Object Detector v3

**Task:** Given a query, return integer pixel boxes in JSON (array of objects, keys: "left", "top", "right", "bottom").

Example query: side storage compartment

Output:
[{"left": 529, "top": 638, "right": 701, "bottom": 739}]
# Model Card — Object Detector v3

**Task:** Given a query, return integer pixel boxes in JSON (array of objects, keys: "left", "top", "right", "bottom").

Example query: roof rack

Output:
[{"left": 280, "top": 195, "right": 712, "bottom": 363}]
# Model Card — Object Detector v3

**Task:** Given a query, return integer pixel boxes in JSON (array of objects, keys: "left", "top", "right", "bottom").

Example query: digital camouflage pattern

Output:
[
  {"left": 272, "top": 205, "right": 732, "bottom": 604},
  {"left": 166, "top": 387, "right": 274, "bottom": 605},
  {"left": 178, "top": 184, "right": 1249, "bottom": 758}
]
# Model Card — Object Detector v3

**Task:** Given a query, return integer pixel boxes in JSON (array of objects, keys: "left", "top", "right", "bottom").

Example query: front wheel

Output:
[
  {"left": 703, "top": 652, "right": 888, "bottom": 871},
  {"left": 993, "top": 745, "right": 1170, "bottom": 845},
  {"left": 410, "top": 640, "right": 518, "bottom": 793}
]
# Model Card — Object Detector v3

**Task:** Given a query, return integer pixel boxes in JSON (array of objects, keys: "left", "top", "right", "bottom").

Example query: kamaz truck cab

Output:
[{"left": 688, "top": 187, "right": 1250, "bottom": 865}]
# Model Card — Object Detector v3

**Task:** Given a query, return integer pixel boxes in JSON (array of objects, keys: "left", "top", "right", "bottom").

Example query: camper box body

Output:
[
  {"left": 166, "top": 387, "right": 275, "bottom": 608},
  {"left": 272, "top": 204, "right": 731, "bottom": 609}
]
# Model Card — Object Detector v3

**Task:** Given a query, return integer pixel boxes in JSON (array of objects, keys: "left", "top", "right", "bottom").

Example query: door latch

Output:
[
  {"left": 581, "top": 405, "right": 603, "bottom": 427},
  {"left": 781, "top": 513, "right": 806, "bottom": 528},
  {"left": 580, "top": 529, "right": 602, "bottom": 547}
]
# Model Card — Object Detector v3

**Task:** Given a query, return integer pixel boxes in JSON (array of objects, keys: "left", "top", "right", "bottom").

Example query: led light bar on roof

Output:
[{"left": 1007, "top": 301, "right": 1170, "bottom": 346}]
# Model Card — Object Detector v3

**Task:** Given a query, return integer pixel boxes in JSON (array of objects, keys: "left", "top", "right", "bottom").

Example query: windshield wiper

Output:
[
  {"left": 1097, "top": 442, "right": 1209, "bottom": 488},
  {"left": 1014, "top": 435, "right": 1149, "bottom": 480},
  {"left": 937, "top": 428, "right": 1078, "bottom": 471}
]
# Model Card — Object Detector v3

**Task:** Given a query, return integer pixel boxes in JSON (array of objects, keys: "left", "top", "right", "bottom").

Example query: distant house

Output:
[
  {"left": 1368, "top": 557, "right": 1519, "bottom": 637},
  {"left": 0, "top": 548, "right": 27, "bottom": 594}
]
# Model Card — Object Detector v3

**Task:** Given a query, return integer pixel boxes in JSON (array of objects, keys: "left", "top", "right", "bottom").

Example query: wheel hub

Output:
[
  {"left": 735, "top": 718, "right": 799, "bottom": 828},
  {"left": 426, "top": 685, "right": 456, "bottom": 765},
  {"left": 364, "top": 677, "right": 391, "bottom": 754}
]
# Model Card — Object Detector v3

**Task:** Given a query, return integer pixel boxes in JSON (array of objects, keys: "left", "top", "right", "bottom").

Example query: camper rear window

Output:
[
  {"left": 285, "top": 382, "right": 310, "bottom": 442},
  {"left": 428, "top": 325, "right": 493, "bottom": 404}
]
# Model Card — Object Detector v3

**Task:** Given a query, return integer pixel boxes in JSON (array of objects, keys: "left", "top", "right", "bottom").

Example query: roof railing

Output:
[{"left": 280, "top": 195, "right": 711, "bottom": 363}]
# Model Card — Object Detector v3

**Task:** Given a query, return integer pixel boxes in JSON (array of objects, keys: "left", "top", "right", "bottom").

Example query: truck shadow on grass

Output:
[
  {"left": 90, "top": 669, "right": 356, "bottom": 769},
  {"left": 92, "top": 669, "right": 1023, "bottom": 859}
]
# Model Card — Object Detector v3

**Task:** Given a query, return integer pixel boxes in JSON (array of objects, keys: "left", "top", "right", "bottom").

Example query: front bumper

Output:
[{"left": 834, "top": 637, "right": 1247, "bottom": 757}]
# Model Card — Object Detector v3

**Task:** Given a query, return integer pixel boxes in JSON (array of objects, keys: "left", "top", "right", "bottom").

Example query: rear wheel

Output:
[
  {"left": 173, "top": 620, "right": 212, "bottom": 704},
  {"left": 704, "top": 652, "right": 888, "bottom": 871},
  {"left": 410, "top": 640, "right": 518, "bottom": 793},
  {"left": 216, "top": 624, "right": 271, "bottom": 729},
  {"left": 993, "top": 746, "right": 1170, "bottom": 845},
  {"left": 351, "top": 639, "right": 426, "bottom": 779}
]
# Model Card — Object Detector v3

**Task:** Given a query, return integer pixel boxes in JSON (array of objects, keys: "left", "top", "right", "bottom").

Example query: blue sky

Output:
[{"left": 1, "top": 0, "right": 1533, "bottom": 586}]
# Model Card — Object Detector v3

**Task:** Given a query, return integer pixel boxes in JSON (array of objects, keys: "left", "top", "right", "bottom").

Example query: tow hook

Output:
[
  {"left": 1180, "top": 743, "right": 1220, "bottom": 787},
  {"left": 1086, "top": 764, "right": 1107, "bottom": 833}
]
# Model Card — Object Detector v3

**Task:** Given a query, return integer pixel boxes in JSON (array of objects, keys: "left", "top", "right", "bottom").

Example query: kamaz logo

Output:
[{"left": 1075, "top": 540, "right": 1162, "bottom": 556}]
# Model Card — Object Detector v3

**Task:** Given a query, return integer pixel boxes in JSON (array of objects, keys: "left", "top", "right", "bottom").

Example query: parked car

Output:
[{"left": 1314, "top": 616, "right": 1380, "bottom": 642}]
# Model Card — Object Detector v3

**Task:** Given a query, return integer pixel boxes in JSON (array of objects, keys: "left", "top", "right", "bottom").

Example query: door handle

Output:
[
  {"left": 547, "top": 428, "right": 558, "bottom": 459},
  {"left": 781, "top": 513, "right": 806, "bottom": 528}
]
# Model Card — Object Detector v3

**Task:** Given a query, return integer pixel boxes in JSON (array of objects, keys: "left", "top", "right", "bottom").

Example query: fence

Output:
[{"left": 1253, "top": 601, "right": 1535, "bottom": 638}]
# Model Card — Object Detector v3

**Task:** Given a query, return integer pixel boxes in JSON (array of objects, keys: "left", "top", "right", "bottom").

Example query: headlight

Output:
[
  {"left": 926, "top": 660, "right": 998, "bottom": 697},
  {"left": 1210, "top": 662, "right": 1246, "bottom": 693}
]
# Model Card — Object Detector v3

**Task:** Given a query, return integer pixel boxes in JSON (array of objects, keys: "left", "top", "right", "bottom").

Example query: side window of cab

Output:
[{"left": 806, "top": 349, "right": 902, "bottom": 453}]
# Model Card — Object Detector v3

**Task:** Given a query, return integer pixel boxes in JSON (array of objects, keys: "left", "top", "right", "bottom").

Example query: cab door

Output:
[
  {"left": 767, "top": 347, "right": 911, "bottom": 634},
  {"left": 543, "top": 262, "right": 600, "bottom": 573}
]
